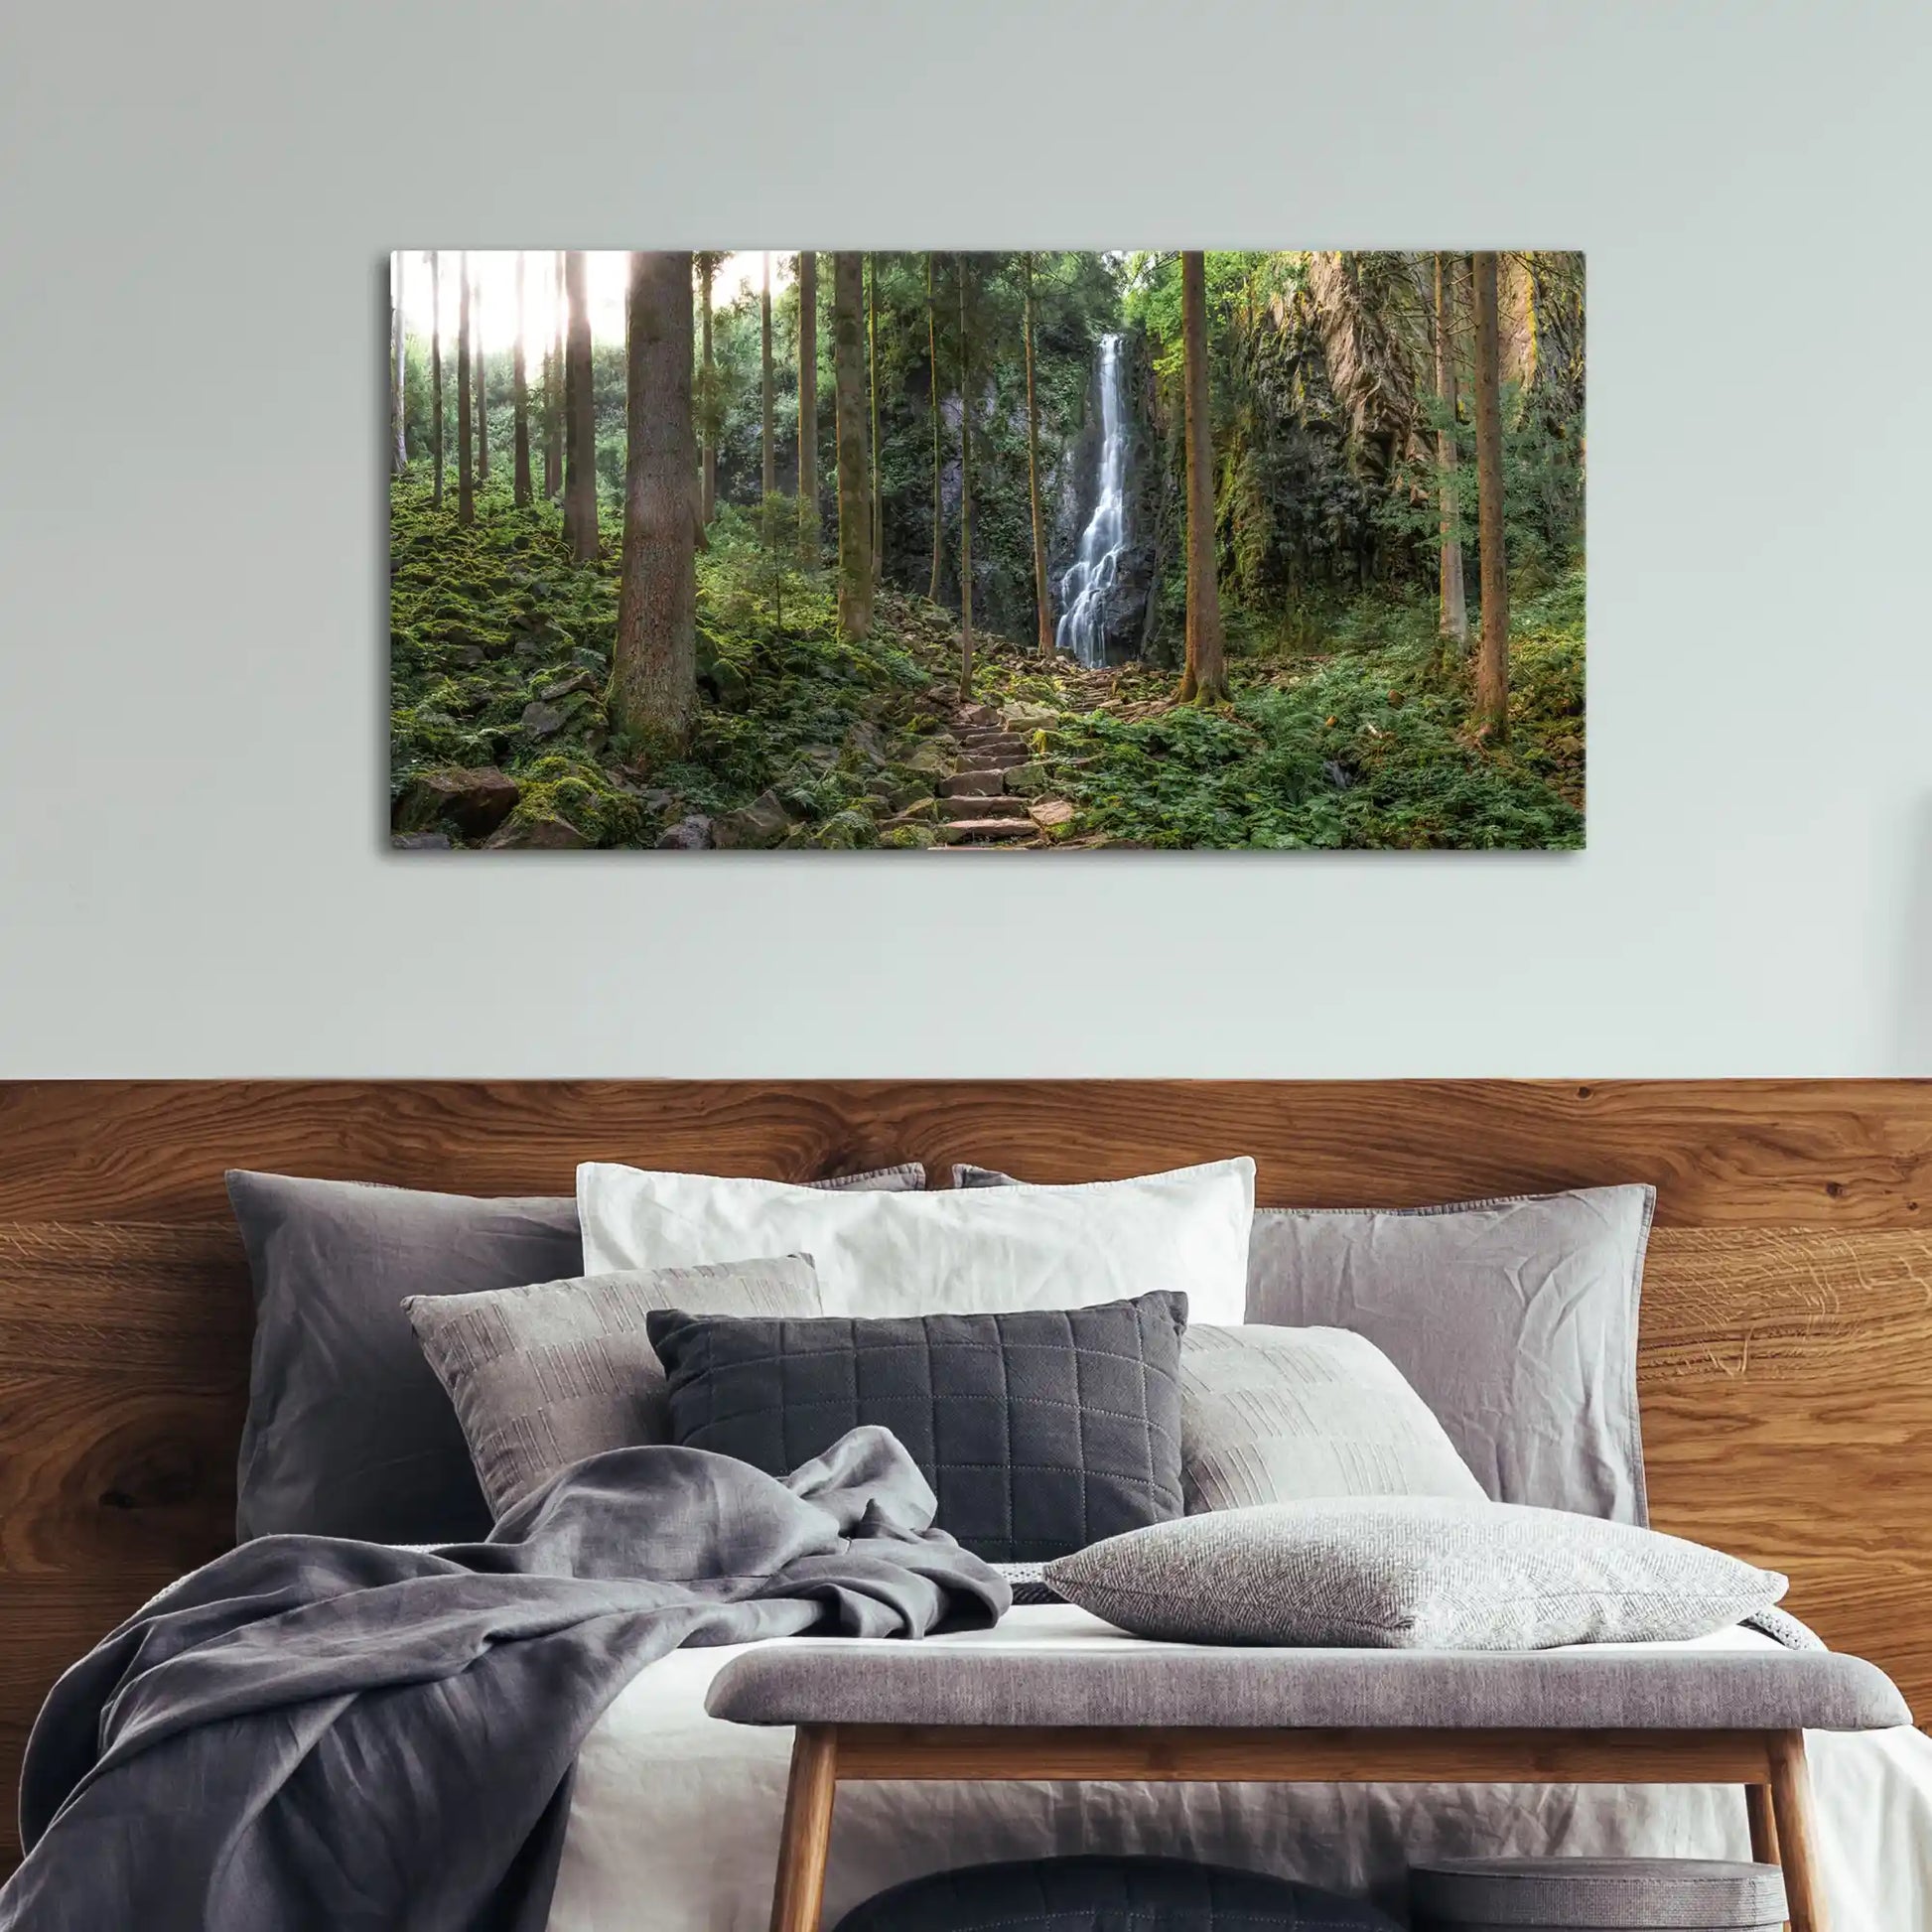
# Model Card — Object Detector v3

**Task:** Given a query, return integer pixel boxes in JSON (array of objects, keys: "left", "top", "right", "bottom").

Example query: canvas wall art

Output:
[{"left": 387, "top": 250, "right": 1584, "bottom": 852}]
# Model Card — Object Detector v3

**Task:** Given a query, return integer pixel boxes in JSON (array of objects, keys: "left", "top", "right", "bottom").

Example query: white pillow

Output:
[{"left": 575, "top": 1158, "right": 1256, "bottom": 1322}]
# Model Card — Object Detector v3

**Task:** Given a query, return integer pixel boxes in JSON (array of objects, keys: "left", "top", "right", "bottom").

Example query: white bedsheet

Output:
[{"left": 551, "top": 1605, "right": 1932, "bottom": 1930}]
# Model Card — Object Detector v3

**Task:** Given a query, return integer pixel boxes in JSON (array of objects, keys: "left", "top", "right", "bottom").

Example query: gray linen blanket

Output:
[{"left": 1, "top": 1427, "right": 1007, "bottom": 1931}]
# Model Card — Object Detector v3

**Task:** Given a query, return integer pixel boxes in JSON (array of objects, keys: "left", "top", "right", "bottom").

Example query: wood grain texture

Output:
[
  {"left": 1747, "top": 1779, "right": 1780, "bottom": 1863},
  {"left": 768, "top": 1727, "right": 839, "bottom": 1932},
  {"left": 0, "top": 1077, "right": 1926, "bottom": 1879},
  {"left": 1638, "top": 1224, "right": 1932, "bottom": 1709},
  {"left": 1769, "top": 1730, "right": 1829, "bottom": 1932},
  {"left": 0, "top": 1079, "right": 1926, "bottom": 1224}
]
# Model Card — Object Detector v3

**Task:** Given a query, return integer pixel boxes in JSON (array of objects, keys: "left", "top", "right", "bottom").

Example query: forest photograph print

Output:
[{"left": 388, "top": 250, "right": 1585, "bottom": 853}]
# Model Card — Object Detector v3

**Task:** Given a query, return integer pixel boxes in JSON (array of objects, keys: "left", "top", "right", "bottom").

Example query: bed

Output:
[
  {"left": 559, "top": 1606, "right": 1932, "bottom": 1930},
  {"left": 2, "top": 1077, "right": 1929, "bottom": 1922}
]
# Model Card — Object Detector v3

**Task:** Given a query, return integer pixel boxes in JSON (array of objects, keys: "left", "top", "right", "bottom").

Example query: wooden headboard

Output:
[{"left": 2, "top": 1078, "right": 1929, "bottom": 1870}]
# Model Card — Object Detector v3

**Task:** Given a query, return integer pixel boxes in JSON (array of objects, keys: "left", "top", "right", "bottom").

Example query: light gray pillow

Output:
[
  {"left": 1181, "top": 1325, "right": 1484, "bottom": 1513},
  {"left": 407, "top": 1253, "right": 823, "bottom": 1519},
  {"left": 1044, "top": 1497, "right": 1785, "bottom": 1649},
  {"left": 1246, "top": 1188, "right": 1654, "bottom": 1525},
  {"left": 955, "top": 1169, "right": 1654, "bottom": 1526}
]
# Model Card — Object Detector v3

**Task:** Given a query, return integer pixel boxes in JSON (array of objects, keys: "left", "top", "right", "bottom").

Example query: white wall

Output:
[{"left": 1, "top": 0, "right": 1928, "bottom": 1077}]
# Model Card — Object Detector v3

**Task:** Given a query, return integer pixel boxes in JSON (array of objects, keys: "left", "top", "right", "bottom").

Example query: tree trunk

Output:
[
  {"left": 832, "top": 253, "right": 873, "bottom": 642},
  {"left": 547, "top": 251, "right": 565, "bottom": 500},
  {"left": 475, "top": 267, "right": 488, "bottom": 483},
  {"left": 512, "top": 252, "right": 532, "bottom": 506},
  {"left": 611, "top": 252, "right": 699, "bottom": 752},
  {"left": 1434, "top": 252, "right": 1468, "bottom": 651},
  {"left": 1024, "top": 252, "right": 1051, "bottom": 655},
  {"left": 540, "top": 339, "right": 556, "bottom": 499},
  {"left": 759, "top": 252, "right": 775, "bottom": 500},
  {"left": 1471, "top": 249, "right": 1510, "bottom": 739},
  {"left": 867, "top": 254, "right": 883, "bottom": 583},
  {"left": 563, "top": 249, "right": 598, "bottom": 561},
  {"left": 796, "top": 252, "right": 819, "bottom": 564},
  {"left": 1177, "top": 250, "right": 1227, "bottom": 703},
  {"left": 390, "top": 253, "right": 407, "bottom": 475},
  {"left": 699, "top": 254, "right": 717, "bottom": 523},
  {"left": 430, "top": 249, "right": 445, "bottom": 507},
  {"left": 457, "top": 252, "right": 474, "bottom": 525},
  {"left": 926, "top": 252, "right": 943, "bottom": 604},
  {"left": 957, "top": 259, "right": 974, "bottom": 701}
]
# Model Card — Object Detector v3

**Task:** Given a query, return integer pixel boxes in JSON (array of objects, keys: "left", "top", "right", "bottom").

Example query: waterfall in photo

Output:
[{"left": 1055, "top": 334, "right": 1128, "bottom": 667}]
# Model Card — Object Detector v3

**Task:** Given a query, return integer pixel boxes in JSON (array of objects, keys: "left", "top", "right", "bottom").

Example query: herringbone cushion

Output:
[
  {"left": 832, "top": 1856, "right": 1399, "bottom": 1931},
  {"left": 1043, "top": 1497, "right": 1786, "bottom": 1649},
  {"left": 648, "top": 1292, "right": 1187, "bottom": 1563}
]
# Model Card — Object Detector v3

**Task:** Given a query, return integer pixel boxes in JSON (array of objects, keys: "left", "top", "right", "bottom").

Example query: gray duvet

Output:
[{"left": 1, "top": 1427, "right": 1007, "bottom": 1932}]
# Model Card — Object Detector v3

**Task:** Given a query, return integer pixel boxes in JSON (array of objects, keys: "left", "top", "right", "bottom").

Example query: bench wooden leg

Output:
[
  {"left": 1745, "top": 1782, "right": 1787, "bottom": 1932},
  {"left": 1746, "top": 1778, "right": 1780, "bottom": 1862},
  {"left": 769, "top": 1725, "right": 840, "bottom": 1932},
  {"left": 1767, "top": 1729, "right": 1827, "bottom": 1932}
]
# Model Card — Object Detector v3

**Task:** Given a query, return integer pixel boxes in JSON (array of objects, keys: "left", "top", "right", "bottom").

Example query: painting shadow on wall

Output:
[{"left": 1894, "top": 791, "right": 1932, "bottom": 1073}]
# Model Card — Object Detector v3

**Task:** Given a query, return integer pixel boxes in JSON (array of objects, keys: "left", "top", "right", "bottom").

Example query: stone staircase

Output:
[
  {"left": 931, "top": 708, "right": 1047, "bottom": 845},
  {"left": 877, "top": 681, "right": 1084, "bottom": 848}
]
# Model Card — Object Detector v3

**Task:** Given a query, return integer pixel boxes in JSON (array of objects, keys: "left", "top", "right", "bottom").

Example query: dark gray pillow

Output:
[
  {"left": 406, "top": 1254, "right": 823, "bottom": 1519},
  {"left": 229, "top": 1164, "right": 923, "bottom": 1544},
  {"left": 836, "top": 1857, "right": 1400, "bottom": 1931},
  {"left": 648, "top": 1292, "right": 1189, "bottom": 1563},
  {"left": 1044, "top": 1497, "right": 1786, "bottom": 1649},
  {"left": 953, "top": 1168, "right": 1653, "bottom": 1526}
]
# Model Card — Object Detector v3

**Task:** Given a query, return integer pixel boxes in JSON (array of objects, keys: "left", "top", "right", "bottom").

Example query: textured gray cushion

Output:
[
  {"left": 705, "top": 1633, "right": 1912, "bottom": 1732},
  {"left": 1180, "top": 1325, "right": 1484, "bottom": 1512},
  {"left": 834, "top": 1857, "right": 1399, "bottom": 1931},
  {"left": 229, "top": 1164, "right": 921, "bottom": 1543},
  {"left": 649, "top": 1293, "right": 1187, "bottom": 1563},
  {"left": 956, "top": 1170, "right": 1654, "bottom": 1526},
  {"left": 1411, "top": 1857, "right": 1785, "bottom": 1928},
  {"left": 406, "top": 1254, "right": 823, "bottom": 1518},
  {"left": 1044, "top": 1499, "right": 1785, "bottom": 1650}
]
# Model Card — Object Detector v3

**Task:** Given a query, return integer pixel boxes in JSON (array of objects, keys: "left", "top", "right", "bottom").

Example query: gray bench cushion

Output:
[{"left": 706, "top": 1639, "right": 1910, "bottom": 1733}]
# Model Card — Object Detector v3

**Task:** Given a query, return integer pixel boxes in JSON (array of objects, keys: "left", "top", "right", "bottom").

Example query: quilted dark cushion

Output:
[
  {"left": 832, "top": 1856, "right": 1400, "bottom": 1931},
  {"left": 647, "top": 1292, "right": 1187, "bottom": 1563}
]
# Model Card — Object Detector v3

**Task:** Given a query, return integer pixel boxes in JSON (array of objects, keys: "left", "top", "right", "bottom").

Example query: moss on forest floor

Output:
[{"left": 389, "top": 480, "right": 1584, "bottom": 852}]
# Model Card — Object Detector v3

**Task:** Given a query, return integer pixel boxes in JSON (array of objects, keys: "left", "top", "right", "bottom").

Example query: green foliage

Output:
[
  {"left": 392, "top": 250, "right": 1586, "bottom": 853},
  {"left": 390, "top": 484, "right": 954, "bottom": 850},
  {"left": 703, "top": 252, "right": 1127, "bottom": 641},
  {"left": 966, "top": 564, "right": 1586, "bottom": 851}
]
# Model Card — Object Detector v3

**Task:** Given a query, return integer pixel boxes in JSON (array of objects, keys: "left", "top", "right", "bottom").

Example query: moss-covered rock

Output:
[
  {"left": 897, "top": 741, "right": 954, "bottom": 778},
  {"left": 392, "top": 765, "right": 520, "bottom": 839},
  {"left": 498, "top": 755, "right": 645, "bottom": 847},
  {"left": 655, "top": 815, "right": 714, "bottom": 850},
  {"left": 483, "top": 813, "right": 590, "bottom": 850},
  {"left": 714, "top": 788, "right": 793, "bottom": 850}
]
